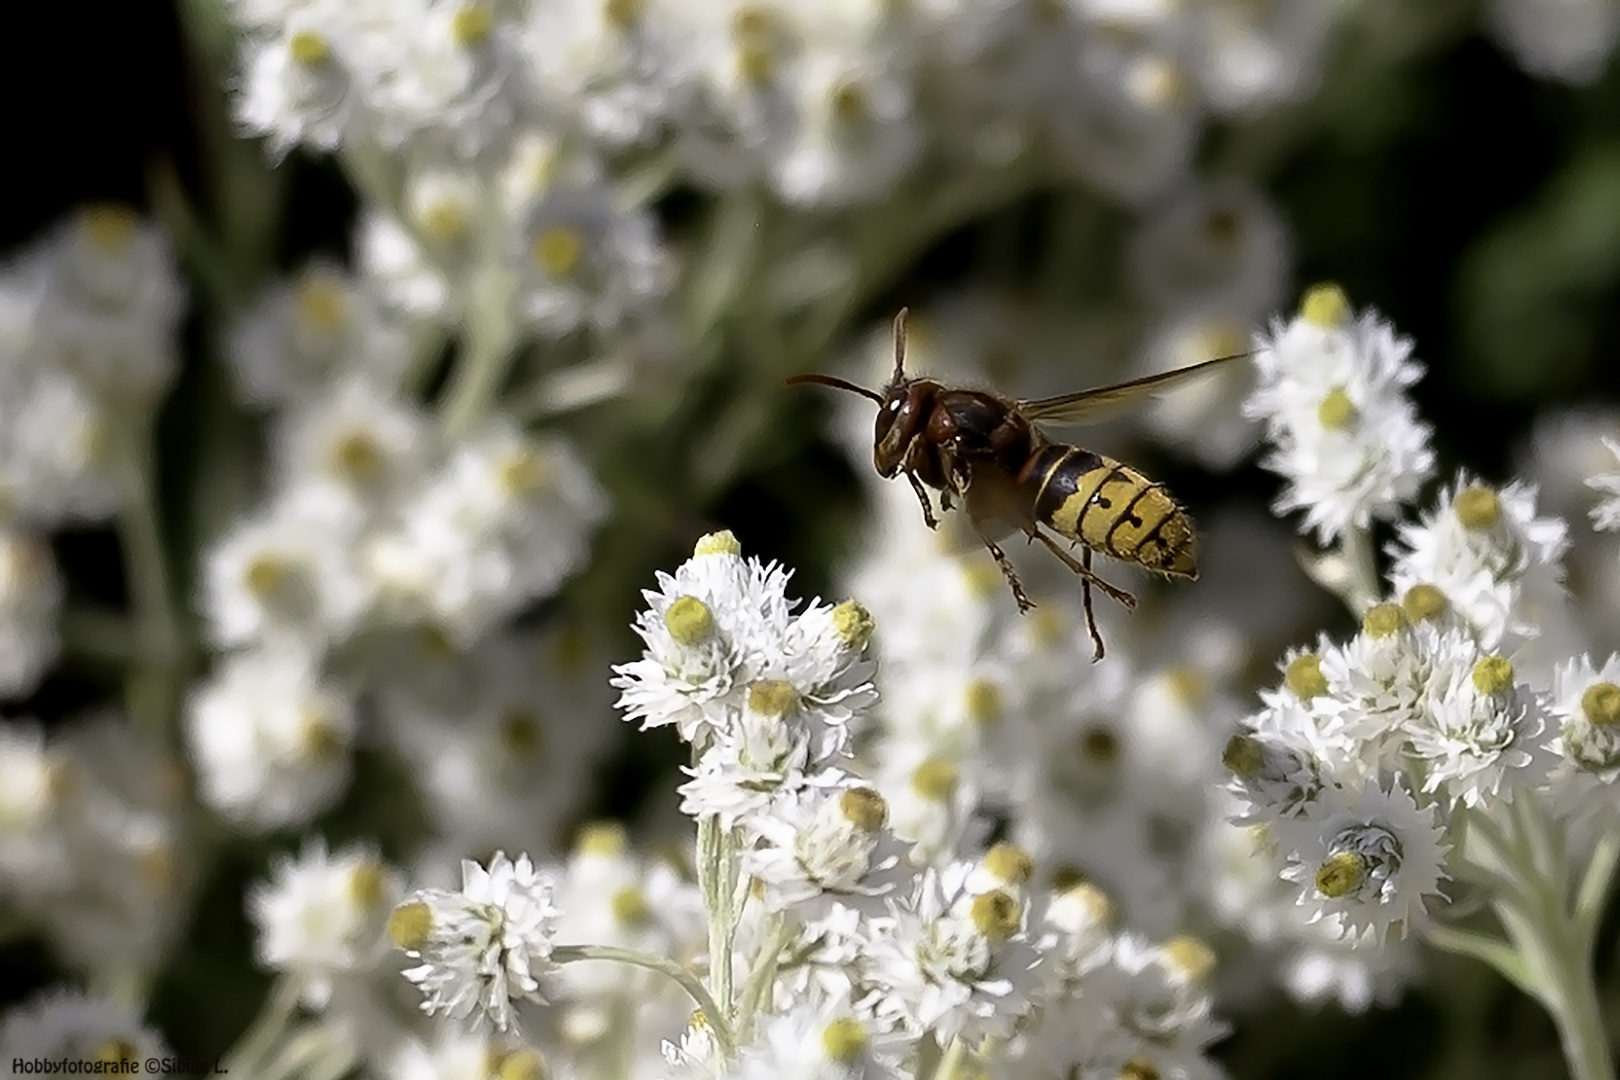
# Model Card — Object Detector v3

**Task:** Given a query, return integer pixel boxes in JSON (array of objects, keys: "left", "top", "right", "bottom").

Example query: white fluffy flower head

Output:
[
  {"left": 391, "top": 851, "right": 562, "bottom": 1033},
  {"left": 1245, "top": 284, "right": 1435, "bottom": 542}
]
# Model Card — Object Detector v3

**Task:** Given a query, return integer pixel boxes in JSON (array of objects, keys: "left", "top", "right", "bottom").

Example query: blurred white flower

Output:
[
  {"left": 236, "top": 10, "right": 365, "bottom": 155},
  {"left": 250, "top": 836, "right": 402, "bottom": 1008},
  {"left": 0, "top": 527, "right": 62, "bottom": 698},
  {"left": 1246, "top": 286, "right": 1435, "bottom": 543},
  {"left": 1129, "top": 179, "right": 1290, "bottom": 318},
  {"left": 859, "top": 861, "right": 1042, "bottom": 1044},
  {"left": 202, "top": 483, "right": 376, "bottom": 651},
  {"left": 0, "top": 721, "right": 68, "bottom": 901},
  {"left": 0, "top": 368, "right": 121, "bottom": 526},
  {"left": 1192, "top": 0, "right": 1334, "bottom": 115},
  {"left": 1588, "top": 436, "right": 1620, "bottom": 531},
  {"left": 731, "top": 991, "right": 908, "bottom": 1080},
  {"left": 186, "top": 645, "right": 358, "bottom": 830},
  {"left": 0, "top": 989, "right": 168, "bottom": 1069},
  {"left": 1486, "top": 0, "right": 1620, "bottom": 84},
  {"left": 392, "top": 851, "right": 562, "bottom": 1033},
  {"left": 1550, "top": 653, "right": 1620, "bottom": 780},
  {"left": 228, "top": 261, "right": 413, "bottom": 408}
]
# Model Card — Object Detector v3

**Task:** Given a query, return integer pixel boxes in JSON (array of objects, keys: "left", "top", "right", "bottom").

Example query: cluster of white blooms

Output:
[
  {"left": 1230, "top": 284, "right": 1620, "bottom": 1027},
  {"left": 0, "top": 205, "right": 183, "bottom": 698},
  {"left": 0, "top": 715, "right": 191, "bottom": 986},
  {"left": 1245, "top": 284, "right": 1435, "bottom": 545},
  {"left": 185, "top": 259, "right": 609, "bottom": 834},
  {"left": 225, "top": 0, "right": 1344, "bottom": 212},
  {"left": 358, "top": 533, "right": 1231, "bottom": 1078},
  {"left": 1486, "top": 0, "right": 1620, "bottom": 84}
]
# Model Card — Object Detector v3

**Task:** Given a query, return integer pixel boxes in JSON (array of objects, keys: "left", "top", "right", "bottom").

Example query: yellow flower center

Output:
[
  {"left": 388, "top": 900, "right": 433, "bottom": 950},
  {"left": 663, "top": 596, "right": 715, "bottom": 646},
  {"left": 1163, "top": 935, "right": 1216, "bottom": 984},
  {"left": 969, "top": 889, "right": 1021, "bottom": 941},
  {"left": 1453, "top": 485, "right": 1501, "bottom": 531},
  {"left": 577, "top": 820, "right": 629, "bottom": 856},
  {"left": 612, "top": 885, "right": 650, "bottom": 925},
  {"left": 603, "top": 0, "right": 642, "bottom": 29},
  {"left": 1285, "top": 653, "right": 1327, "bottom": 698},
  {"left": 839, "top": 786, "right": 888, "bottom": 831},
  {"left": 1221, "top": 733, "right": 1265, "bottom": 778},
  {"left": 748, "top": 679, "right": 799, "bottom": 717},
  {"left": 984, "top": 842, "right": 1035, "bottom": 885},
  {"left": 1300, "top": 282, "right": 1349, "bottom": 328},
  {"left": 910, "top": 757, "right": 958, "bottom": 801},
  {"left": 244, "top": 555, "right": 291, "bottom": 599},
  {"left": 964, "top": 677, "right": 1003, "bottom": 726},
  {"left": 82, "top": 204, "right": 139, "bottom": 252},
  {"left": 451, "top": 3, "right": 493, "bottom": 47},
  {"left": 493, "top": 1049, "right": 548, "bottom": 1080},
  {"left": 1472, "top": 655, "right": 1514, "bottom": 695},
  {"left": 500, "top": 710, "right": 542, "bottom": 755},
  {"left": 297, "top": 274, "right": 348, "bottom": 331},
  {"left": 330, "top": 430, "right": 383, "bottom": 484},
  {"left": 299, "top": 706, "right": 345, "bottom": 759},
  {"left": 821, "top": 1017, "right": 868, "bottom": 1064},
  {"left": 1582, "top": 682, "right": 1620, "bottom": 727},
  {"left": 497, "top": 448, "right": 553, "bottom": 495},
  {"left": 1362, "top": 602, "right": 1406, "bottom": 639},
  {"left": 349, "top": 859, "right": 387, "bottom": 910},
  {"left": 833, "top": 599, "right": 875, "bottom": 650},
  {"left": 1079, "top": 725, "right": 1119, "bottom": 765},
  {"left": 1314, "top": 851, "right": 1365, "bottom": 898},
  {"left": 288, "top": 29, "right": 330, "bottom": 65},
  {"left": 1401, "top": 583, "right": 1447, "bottom": 623},
  {"left": 1317, "top": 387, "right": 1357, "bottom": 430},
  {"left": 420, "top": 198, "right": 469, "bottom": 243},
  {"left": 694, "top": 530, "right": 742, "bottom": 557},
  {"left": 533, "top": 226, "right": 584, "bottom": 277}
]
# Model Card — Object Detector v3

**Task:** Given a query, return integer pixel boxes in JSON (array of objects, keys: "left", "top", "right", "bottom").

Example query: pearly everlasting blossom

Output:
[
  {"left": 1245, "top": 284, "right": 1434, "bottom": 542},
  {"left": 1588, "top": 436, "right": 1620, "bottom": 531},
  {"left": 390, "top": 851, "right": 562, "bottom": 1033}
]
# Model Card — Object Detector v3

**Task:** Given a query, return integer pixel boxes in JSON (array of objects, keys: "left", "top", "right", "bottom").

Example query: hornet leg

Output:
[
  {"left": 1027, "top": 528, "right": 1138, "bottom": 609},
  {"left": 904, "top": 470, "right": 939, "bottom": 530},
  {"left": 1081, "top": 547, "right": 1102, "bottom": 662},
  {"left": 972, "top": 526, "right": 1036, "bottom": 614}
]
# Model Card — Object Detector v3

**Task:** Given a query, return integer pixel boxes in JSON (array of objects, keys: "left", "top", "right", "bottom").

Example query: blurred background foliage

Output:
[{"left": 4, "top": 0, "right": 1620, "bottom": 1077}]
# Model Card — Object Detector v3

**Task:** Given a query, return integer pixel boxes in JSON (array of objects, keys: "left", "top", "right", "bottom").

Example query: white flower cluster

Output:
[
  {"left": 0, "top": 715, "right": 191, "bottom": 985},
  {"left": 1234, "top": 285, "right": 1620, "bottom": 986},
  {"left": 0, "top": 205, "right": 184, "bottom": 697},
  {"left": 186, "top": 258, "right": 610, "bottom": 834},
  {"left": 361, "top": 533, "right": 1231, "bottom": 1077},
  {"left": 1245, "top": 284, "right": 1435, "bottom": 545},
  {"left": 225, "top": 0, "right": 1342, "bottom": 211}
]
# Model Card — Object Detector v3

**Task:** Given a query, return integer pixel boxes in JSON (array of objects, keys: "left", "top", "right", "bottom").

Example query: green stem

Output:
[
  {"left": 736, "top": 918, "right": 795, "bottom": 1042},
  {"left": 110, "top": 412, "right": 184, "bottom": 743},
  {"left": 221, "top": 978, "right": 302, "bottom": 1077},
  {"left": 551, "top": 945, "right": 736, "bottom": 1060},
  {"left": 440, "top": 309, "right": 516, "bottom": 438},
  {"left": 932, "top": 1036, "right": 966, "bottom": 1080},
  {"left": 1339, "top": 525, "right": 1380, "bottom": 614}
]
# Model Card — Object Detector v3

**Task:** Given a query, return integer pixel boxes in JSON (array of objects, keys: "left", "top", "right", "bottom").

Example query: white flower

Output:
[
  {"left": 1317, "top": 614, "right": 1478, "bottom": 758},
  {"left": 203, "top": 482, "right": 378, "bottom": 651},
  {"left": 1134, "top": 312, "right": 1261, "bottom": 471},
  {"left": 185, "top": 645, "right": 358, "bottom": 830},
  {"left": 1410, "top": 654, "right": 1554, "bottom": 808},
  {"left": 0, "top": 371, "right": 120, "bottom": 527},
  {"left": 0, "top": 721, "right": 69, "bottom": 901},
  {"left": 382, "top": 626, "right": 617, "bottom": 857},
  {"left": 389, "top": 1028, "right": 545, "bottom": 1080},
  {"left": 614, "top": 534, "right": 873, "bottom": 748},
  {"left": 249, "top": 836, "right": 402, "bottom": 1008},
  {"left": 369, "top": 425, "right": 608, "bottom": 645},
  {"left": 858, "top": 861, "right": 1042, "bottom": 1044},
  {"left": 270, "top": 375, "right": 432, "bottom": 513},
  {"left": 1245, "top": 286, "right": 1435, "bottom": 542},
  {"left": 1550, "top": 653, "right": 1620, "bottom": 780},
  {"left": 1388, "top": 473, "right": 1569, "bottom": 649},
  {"left": 236, "top": 12, "right": 364, "bottom": 156},
  {"left": 1279, "top": 780, "right": 1449, "bottom": 943},
  {"left": 0, "top": 526, "right": 62, "bottom": 698},
  {"left": 31, "top": 205, "right": 184, "bottom": 403},
  {"left": 1086, "top": 932, "right": 1229, "bottom": 1080},
  {"left": 1588, "top": 436, "right": 1620, "bottom": 531},
  {"left": 0, "top": 989, "right": 168, "bottom": 1067},
  {"left": 227, "top": 261, "right": 412, "bottom": 408},
  {"left": 731, "top": 992, "right": 908, "bottom": 1080},
  {"left": 392, "top": 851, "right": 562, "bottom": 1033},
  {"left": 1486, "top": 0, "right": 1620, "bottom": 84},
  {"left": 743, "top": 784, "right": 916, "bottom": 919},
  {"left": 512, "top": 178, "right": 672, "bottom": 336},
  {"left": 523, "top": 0, "right": 699, "bottom": 148},
  {"left": 1128, "top": 179, "right": 1290, "bottom": 318},
  {"left": 1192, "top": 0, "right": 1334, "bottom": 114}
]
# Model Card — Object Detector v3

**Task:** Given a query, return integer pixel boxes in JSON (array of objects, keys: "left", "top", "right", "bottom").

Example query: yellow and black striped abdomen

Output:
[{"left": 1021, "top": 444, "right": 1198, "bottom": 578}]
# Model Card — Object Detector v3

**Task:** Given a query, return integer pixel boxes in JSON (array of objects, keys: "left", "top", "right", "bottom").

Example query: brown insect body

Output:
[{"left": 789, "top": 309, "right": 1236, "bottom": 660}]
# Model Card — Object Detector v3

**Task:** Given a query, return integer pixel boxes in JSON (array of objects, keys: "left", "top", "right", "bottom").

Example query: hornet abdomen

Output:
[{"left": 1018, "top": 444, "right": 1198, "bottom": 579}]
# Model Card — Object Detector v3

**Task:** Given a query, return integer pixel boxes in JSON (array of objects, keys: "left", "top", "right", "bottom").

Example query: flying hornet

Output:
[{"left": 786, "top": 308, "right": 1247, "bottom": 661}]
